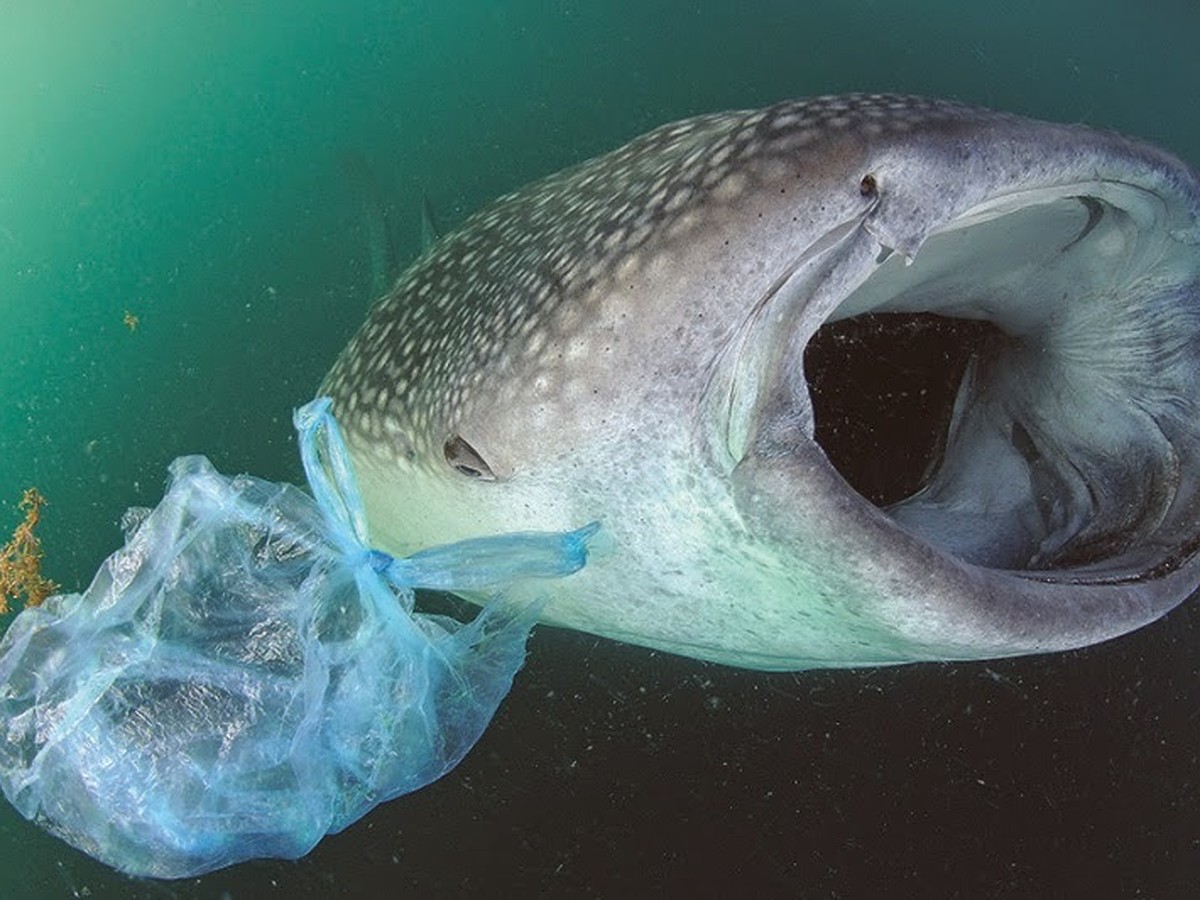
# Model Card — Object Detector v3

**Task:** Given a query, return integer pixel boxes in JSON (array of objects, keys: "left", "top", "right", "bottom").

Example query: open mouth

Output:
[{"left": 803, "top": 182, "right": 1200, "bottom": 580}]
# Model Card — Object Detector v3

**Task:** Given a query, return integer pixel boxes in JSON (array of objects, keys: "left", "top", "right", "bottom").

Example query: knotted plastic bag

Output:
[{"left": 0, "top": 398, "right": 595, "bottom": 879}]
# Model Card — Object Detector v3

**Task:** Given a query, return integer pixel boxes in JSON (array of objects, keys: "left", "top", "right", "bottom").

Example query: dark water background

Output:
[{"left": 2, "top": 1, "right": 1198, "bottom": 896}]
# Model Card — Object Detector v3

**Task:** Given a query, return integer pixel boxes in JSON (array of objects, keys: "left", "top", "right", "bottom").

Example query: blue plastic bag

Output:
[{"left": 0, "top": 398, "right": 595, "bottom": 879}]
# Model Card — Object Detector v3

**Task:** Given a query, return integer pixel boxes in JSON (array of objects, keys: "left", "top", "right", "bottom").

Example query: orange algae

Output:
[{"left": 0, "top": 488, "right": 58, "bottom": 614}]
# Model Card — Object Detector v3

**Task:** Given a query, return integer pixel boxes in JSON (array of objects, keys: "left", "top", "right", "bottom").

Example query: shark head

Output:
[{"left": 322, "top": 94, "right": 1200, "bottom": 669}]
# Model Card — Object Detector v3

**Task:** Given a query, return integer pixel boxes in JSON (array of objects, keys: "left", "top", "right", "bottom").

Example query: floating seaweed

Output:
[{"left": 0, "top": 488, "right": 57, "bottom": 615}]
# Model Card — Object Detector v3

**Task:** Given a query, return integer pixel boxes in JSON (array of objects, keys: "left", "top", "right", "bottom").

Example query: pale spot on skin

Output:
[
  {"left": 665, "top": 212, "right": 701, "bottom": 241},
  {"left": 708, "top": 142, "right": 735, "bottom": 168},
  {"left": 524, "top": 329, "right": 548, "bottom": 358},
  {"left": 615, "top": 253, "right": 643, "bottom": 283},
  {"left": 565, "top": 337, "right": 590, "bottom": 362},
  {"left": 713, "top": 171, "right": 750, "bottom": 203},
  {"left": 768, "top": 111, "right": 804, "bottom": 130},
  {"left": 556, "top": 306, "right": 584, "bottom": 335}
]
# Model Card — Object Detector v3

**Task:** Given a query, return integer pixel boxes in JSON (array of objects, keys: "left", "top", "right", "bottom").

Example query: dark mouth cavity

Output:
[{"left": 803, "top": 313, "right": 1001, "bottom": 507}]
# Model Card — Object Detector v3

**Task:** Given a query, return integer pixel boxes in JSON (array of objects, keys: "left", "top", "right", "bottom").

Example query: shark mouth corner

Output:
[{"left": 799, "top": 174, "right": 1200, "bottom": 648}]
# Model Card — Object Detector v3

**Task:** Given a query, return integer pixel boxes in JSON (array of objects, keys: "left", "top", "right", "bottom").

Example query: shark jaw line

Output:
[{"left": 800, "top": 177, "right": 1200, "bottom": 586}]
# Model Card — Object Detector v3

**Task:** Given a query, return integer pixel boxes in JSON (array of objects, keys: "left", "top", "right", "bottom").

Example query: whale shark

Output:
[{"left": 321, "top": 94, "right": 1200, "bottom": 670}]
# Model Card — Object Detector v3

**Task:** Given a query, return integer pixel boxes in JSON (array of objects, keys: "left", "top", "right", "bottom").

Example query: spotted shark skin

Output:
[{"left": 323, "top": 94, "right": 1200, "bottom": 670}]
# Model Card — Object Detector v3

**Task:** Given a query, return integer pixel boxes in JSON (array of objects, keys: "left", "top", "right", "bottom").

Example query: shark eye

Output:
[
  {"left": 443, "top": 434, "right": 496, "bottom": 481},
  {"left": 859, "top": 173, "right": 878, "bottom": 196}
]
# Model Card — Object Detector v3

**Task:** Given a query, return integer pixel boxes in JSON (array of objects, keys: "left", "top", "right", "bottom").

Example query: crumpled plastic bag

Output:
[{"left": 0, "top": 398, "right": 596, "bottom": 879}]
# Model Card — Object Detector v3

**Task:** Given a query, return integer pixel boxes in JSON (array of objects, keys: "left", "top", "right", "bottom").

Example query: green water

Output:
[{"left": 2, "top": 1, "right": 1198, "bottom": 896}]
